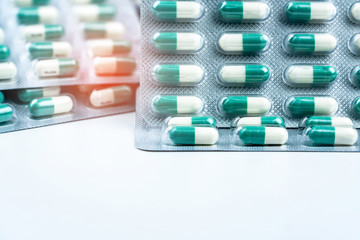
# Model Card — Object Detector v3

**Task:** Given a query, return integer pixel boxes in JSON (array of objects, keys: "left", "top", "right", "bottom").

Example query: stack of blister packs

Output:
[
  {"left": 136, "top": 0, "right": 360, "bottom": 152},
  {"left": 0, "top": 0, "right": 139, "bottom": 133}
]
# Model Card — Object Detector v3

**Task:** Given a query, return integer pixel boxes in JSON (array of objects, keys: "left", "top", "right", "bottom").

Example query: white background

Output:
[{"left": 0, "top": 113, "right": 359, "bottom": 240}]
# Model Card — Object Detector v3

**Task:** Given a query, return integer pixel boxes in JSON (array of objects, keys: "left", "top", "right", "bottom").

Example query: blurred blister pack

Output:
[
  {"left": 0, "top": 0, "right": 139, "bottom": 90},
  {"left": 136, "top": 0, "right": 360, "bottom": 151},
  {"left": 0, "top": 83, "right": 138, "bottom": 134}
]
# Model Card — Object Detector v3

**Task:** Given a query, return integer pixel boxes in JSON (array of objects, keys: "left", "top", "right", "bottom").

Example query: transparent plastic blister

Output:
[
  {"left": 136, "top": 0, "right": 360, "bottom": 152},
  {"left": 0, "top": 0, "right": 139, "bottom": 90},
  {"left": 0, "top": 83, "right": 138, "bottom": 134}
]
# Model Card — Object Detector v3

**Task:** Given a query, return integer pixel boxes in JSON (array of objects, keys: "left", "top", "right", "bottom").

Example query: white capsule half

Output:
[
  {"left": 177, "top": 96, "right": 203, "bottom": 114},
  {"left": 237, "top": 117, "right": 262, "bottom": 126},
  {"left": 194, "top": 127, "right": 219, "bottom": 145},
  {"left": 52, "top": 96, "right": 73, "bottom": 114},
  {"left": 314, "top": 97, "right": 338, "bottom": 115},
  {"left": 264, "top": 127, "right": 289, "bottom": 145},
  {"left": 177, "top": 33, "right": 203, "bottom": 51},
  {"left": 334, "top": 128, "right": 358, "bottom": 145},
  {"left": 349, "top": 2, "right": 360, "bottom": 24},
  {"left": 38, "top": 6, "right": 58, "bottom": 24},
  {"left": 0, "top": 28, "right": 4, "bottom": 44},
  {"left": 0, "top": 62, "right": 17, "bottom": 80}
]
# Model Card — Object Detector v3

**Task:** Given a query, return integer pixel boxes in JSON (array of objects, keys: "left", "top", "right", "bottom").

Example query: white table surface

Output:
[{"left": 0, "top": 113, "right": 359, "bottom": 240}]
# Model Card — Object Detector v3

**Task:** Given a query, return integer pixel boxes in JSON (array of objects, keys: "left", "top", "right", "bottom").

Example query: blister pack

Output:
[
  {"left": 0, "top": 83, "right": 137, "bottom": 134},
  {"left": 0, "top": 0, "right": 139, "bottom": 90},
  {"left": 136, "top": 0, "right": 360, "bottom": 151}
]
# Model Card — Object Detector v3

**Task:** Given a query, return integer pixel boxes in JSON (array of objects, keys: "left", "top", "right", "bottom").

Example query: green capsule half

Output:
[
  {"left": 285, "top": 96, "right": 338, "bottom": 118},
  {"left": 285, "top": 2, "right": 336, "bottom": 23},
  {"left": 153, "top": 64, "right": 204, "bottom": 85},
  {"left": 305, "top": 116, "right": 354, "bottom": 128},
  {"left": 152, "top": 1, "right": 204, "bottom": 21},
  {"left": 307, "top": 126, "right": 358, "bottom": 146},
  {"left": 17, "top": 87, "right": 61, "bottom": 103},
  {"left": 261, "top": 116, "right": 285, "bottom": 127},
  {"left": 0, "top": 104, "right": 13, "bottom": 123},
  {"left": 238, "top": 126, "right": 288, "bottom": 145},
  {"left": 0, "top": 91, "right": 4, "bottom": 103},
  {"left": 168, "top": 126, "right": 218, "bottom": 145},
  {"left": 168, "top": 116, "right": 217, "bottom": 127},
  {"left": 350, "top": 66, "right": 360, "bottom": 87},
  {"left": 284, "top": 33, "right": 337, "bottom": 54},
  {"left": 220, "top": 96, "right": 271, "bottom": 116},
  {"left": 218, "top": 64, "right": 270, "bottom": 85},
  {"left": 17, "top": 6, "right": 58, "bottom": 25},
  {"left": 353, "top": 97, "right": 360, "bottom": 116},
  {"left": 152, "top": 32, "right": 204, "bottom": 53},
  {"left": 0, "top": 45, "right": 10, "bottom": 61},
  {"left": 219, "top": 1, "right": 270, "bottom": 22},
  {"left": 152, "top": 95, "right": 203, "bottom": 115}
]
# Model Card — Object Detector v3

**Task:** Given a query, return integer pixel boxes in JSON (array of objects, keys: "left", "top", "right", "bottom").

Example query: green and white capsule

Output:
[
  {"left": 285, "top": 2, "right": 336, "bottom": 23},
  {"left": 84, "top": 22, "right": 125, "bottom": 39},
  {"left": 17, "top": 86, "right": 61, "bottom": 103},
  {"left": 72, "top": 4, "right": 117, "bottom": 22},
  {"left": 29, "top": 95, "right": 73, "bottom": 117},
  {"left": 304, "top": 116, "right": 354, "bottom": 128},
  {"left": 219, "top": 1, "right": 270, "bottom": 23},
  {"left": 88, "top": 39, "right": 131, "bottom": 57},
  {"left": 168, "top": 126, "right": 219, "bottom": 145},
  {"left": 237, "top": 126, "right": 288, "bottom": 145},
  {"left": 306, "top": 126, "right": 358, "bottom": 146},
  {"left": 0, "top": 104, "right": 13, "bottom": 124},
  {"left": 220, "top": 96, "right": 271, "bottom": 116},
  {"left": 167, "top": 116, "right": 216, "bottom": 127},
  {"left": 0, "top": 45, "right": 10, "bottom": 61},
  {"left": 13, "top": 0, "right": 50, "bottom": 7},
  {"left": 152, "top": 95, "right": 203, "bottom": 115},
  {"left": 0, "top": 91, "right": 4, "bottom": 103},
  {"left": 285, "top": 96, "right": 338, "bottom": 118},
  {"left": 352, "top": 97, "right": 360, "bottom": 116},
  {"left": 153, "top": 64, "right": 204, "bottom": 86},
  {"left": 22, "top": 24, "right": 64, "bottom": 42},
  {"left": 17, "top": 6, "right": 59, "bottom": 25},
  {"left": 35, "top": 58, "right": 78, "bottom": 77},
  {"left": 284, "top": 65, "right": 337, "bottom": 86},
  {"left": 90, "top": 85, "right": 132, "bottom": 108},
  {"left": 236, "top": 116, "right": 285, "bottom": 127},
  {"left": 0, "top": 62, "right": 17, "bottom": 80},
  {"left": 349, "top": 34, "right": 360, "bottom": 56},
  {"left": 0, "top": 28, "right": 4, "bottom": 44},
  {"left": 218, "top": 64, "right": 270, "bottom": 86},
  {"left": 348, "top": 2, "right": 360, "bottom": 24},
  {"left": 94, "top": 57, "right": 136, "bottom": 75},
  {"left": 152, "top": 32, "right": 204, "bottom": 53},
  {"left": 284, "top": 33, "right": 337, "bottom": 55},
  {"left": 152, "top": 1, "right": 204, "bottom": 22},
  {"left": 29, "top": 42, "right": 72, "bottom": 59},
  {"left": 217, "top": 33, "right": 270, "bottom": 55},
  {"left": 71, "top": 0, "right": 105, "bottom": 4}
]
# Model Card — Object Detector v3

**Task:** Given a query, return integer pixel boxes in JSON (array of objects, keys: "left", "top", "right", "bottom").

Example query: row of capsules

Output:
[
  {"left": 0, "top": 84, "right": 134, "bottom": 127},
  {"left": 282, "top": 1, "right": 360, "bottom": 147},
  {"left": 149, "top": 0, "right": 360, "bottom": 147},
  {"left": 0, "top": 0, "right": 137, "bottom": 127}
]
